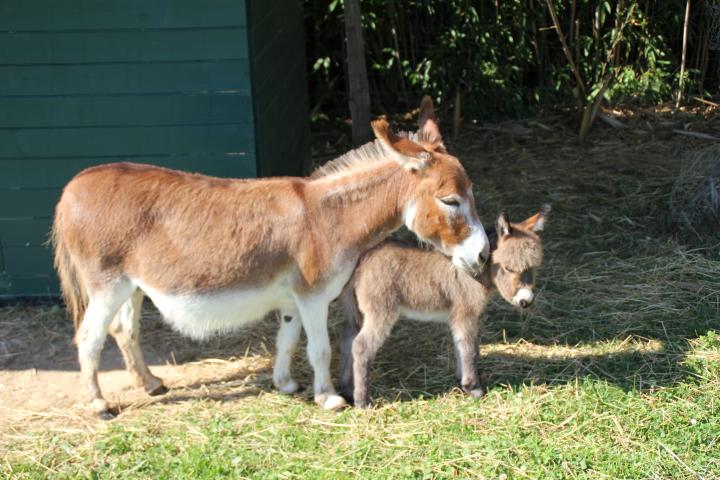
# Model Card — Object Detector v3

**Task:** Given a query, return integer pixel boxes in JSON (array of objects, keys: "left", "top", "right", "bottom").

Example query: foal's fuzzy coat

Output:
[{"left": 339, "top": 206, "right": 549, "bottom": 407}]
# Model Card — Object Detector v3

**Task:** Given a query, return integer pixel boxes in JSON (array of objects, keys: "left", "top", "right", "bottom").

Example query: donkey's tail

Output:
[{"left": 51, "top": 211, "right": 87, "bottom": 333}]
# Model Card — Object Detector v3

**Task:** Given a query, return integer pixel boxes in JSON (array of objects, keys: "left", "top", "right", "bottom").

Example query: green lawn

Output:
[{"left": 3, "top": 125, "right": 720, "bottom": 479}]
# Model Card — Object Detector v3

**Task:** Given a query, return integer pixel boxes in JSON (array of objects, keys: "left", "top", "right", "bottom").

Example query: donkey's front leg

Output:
[
  {"left": 273, "top": 307, "right": 302, "bottom": 394},
  {"left": 450, "top": 317, "right": 485, "bottom": 399},
  {"left": 294, "top": 297, "right": 348, "bottom": 410}
]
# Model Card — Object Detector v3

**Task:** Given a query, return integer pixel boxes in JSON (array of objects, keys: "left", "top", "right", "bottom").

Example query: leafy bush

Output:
[{"left": 305, "top": 0, "right": 714, "bottom": 121}]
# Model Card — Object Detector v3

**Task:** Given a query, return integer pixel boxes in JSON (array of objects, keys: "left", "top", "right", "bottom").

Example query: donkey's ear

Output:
[
  {"left": 372, "top": 118, "right": 431, "bottom": 170},
  {"left": 497, "top": 213, "right": 511, "bottom": 238},
  {"left": 417, "top": 96, "right": 444, "bottom": 147},
  {"left": 520, "top": 204, "right": 551, "bottom": 232}
]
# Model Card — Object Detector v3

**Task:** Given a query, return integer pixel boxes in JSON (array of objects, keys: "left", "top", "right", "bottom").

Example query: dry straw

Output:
[{"left": 671, "top": 144, "right": 720, "bottom": 237}]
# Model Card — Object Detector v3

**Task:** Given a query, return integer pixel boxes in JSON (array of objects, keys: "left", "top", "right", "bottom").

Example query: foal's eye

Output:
[{"left": 440, "top": 197, "right": 461, "bottom": 208}]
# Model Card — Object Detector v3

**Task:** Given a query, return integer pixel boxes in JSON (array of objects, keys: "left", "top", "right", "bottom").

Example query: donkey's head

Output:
[
  {"left": 490, "top": 205, "right": 550, "bottom": 309},
  {"left": 372, "top": 97, "right": 489, "bottom": 272}
]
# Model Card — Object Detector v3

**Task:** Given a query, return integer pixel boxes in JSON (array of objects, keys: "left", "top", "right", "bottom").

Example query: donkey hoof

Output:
[
  {"left": 316, "top": 393, "right": 348, "bottom": 410},
  {"left": 276, "top": 378, "right": 300, "bottom": 395},
  {"left": 146, "top": 383, "right": 169, "bottom": 396},
  {"left": 98, "top": 409, "right": 117, "bottom": 421}
]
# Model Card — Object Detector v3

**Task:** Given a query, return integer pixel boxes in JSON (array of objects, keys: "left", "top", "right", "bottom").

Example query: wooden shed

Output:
[{"left": 0, "top": 0, "right": 311, "bottom": 298}]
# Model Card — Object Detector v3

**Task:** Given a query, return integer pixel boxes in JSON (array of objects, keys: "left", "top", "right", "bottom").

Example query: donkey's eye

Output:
[{"left": 440, "top": 197, "right": 461, "bottom": 208}]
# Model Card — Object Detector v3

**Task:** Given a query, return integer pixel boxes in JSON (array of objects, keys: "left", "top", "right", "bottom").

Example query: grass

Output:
[{"left": 3, "top": 116, "right": 720, "bottom": 479}]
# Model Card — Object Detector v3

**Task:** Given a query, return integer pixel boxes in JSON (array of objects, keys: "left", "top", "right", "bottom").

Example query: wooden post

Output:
[
  {"left": 676, "top": 0, "right": 691, "bottom": 108},
  {"left": 344, "top": 0, "right": 373, "bottom": 145}
]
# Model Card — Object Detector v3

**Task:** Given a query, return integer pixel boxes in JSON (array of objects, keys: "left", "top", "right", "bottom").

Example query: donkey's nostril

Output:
[
  {"left": 519, "top": 299, "right": 528, "bottom": 308},
  {"left": 478, "top": 251, "right": 488, "bottom": 265}
]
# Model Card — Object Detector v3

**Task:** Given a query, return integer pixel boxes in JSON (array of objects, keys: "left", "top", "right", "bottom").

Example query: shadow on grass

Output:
[{"left": 357, "top": 315, "right": 710, "bottom": 405}]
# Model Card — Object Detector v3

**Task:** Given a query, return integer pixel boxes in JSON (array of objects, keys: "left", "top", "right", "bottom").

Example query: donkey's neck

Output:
[{"left": 308, "top": 160, "right": 411, "bottom": 253}]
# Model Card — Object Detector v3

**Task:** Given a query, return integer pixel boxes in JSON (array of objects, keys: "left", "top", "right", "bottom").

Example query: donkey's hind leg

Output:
[
  {"left": 109, "top": 289, "right": 167, "bottom": 397},
  {"left": 273, "top": 307, "right": 302, "bottom": 394},
  {"left": 75, "top": 279, "right": 135, "bottom": 418}
]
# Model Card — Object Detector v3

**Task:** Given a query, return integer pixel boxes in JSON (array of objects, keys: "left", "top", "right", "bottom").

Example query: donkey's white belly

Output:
[
  {"left": 399, "top": 307, "right": 450, "bottom": 324},
  {"left": 135, "top": 277, "right": 296, "bottom": 341}
]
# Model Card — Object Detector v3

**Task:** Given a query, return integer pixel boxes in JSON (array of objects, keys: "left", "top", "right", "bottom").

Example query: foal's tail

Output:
[
  {"left": 339, "top": 283, "right": 363, "bottom": 332},
  {"left": 339, "top": 282, "right": 362, "bottom": 396},
  {"left": 51, "top": 212, "right": 87, "bottom": 333}
]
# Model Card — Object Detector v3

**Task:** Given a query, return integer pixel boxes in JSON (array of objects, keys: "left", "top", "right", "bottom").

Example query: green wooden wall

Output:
[{"left": 0, "top": 0, "right": 310, "bottom": 298}]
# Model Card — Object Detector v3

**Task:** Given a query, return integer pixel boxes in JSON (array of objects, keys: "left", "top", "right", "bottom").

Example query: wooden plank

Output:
[
  {"left": 0, "top": 218, "right": 52, "bottom": 247},
  {"left": 0, "top": 0, "right": 247, "bottom": 32},
  {"left": 0, "top": 273, "right": 59, "bottom": 297},
  {"left": 0, "top": 94, "right": 252, "bottom": 128},
  {"left": 0, "top": 61, "right": 250, "bottom": 96},
  {"left": 0, "top": 155, "right": 257, "bottom": 189},
  {"left": 0, "top": 189, "right": 61, "bottom": 219},
  {"left": 2, "top": 245, "right": 54, "bottom": 275},
  {"left": 0, "top": 124, "right": 253, "bottom": 159},
  {"left": 0, "top": 28, "right": 248, "bottom": 65}
]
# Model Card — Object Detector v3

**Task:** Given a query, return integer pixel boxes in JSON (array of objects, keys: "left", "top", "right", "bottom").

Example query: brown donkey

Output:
[
  {"left": 339, "top": 206, "right": 550, "bottom": 408},
  {"left": 52, "top": 97, "right": 490, "bottom": 417}
]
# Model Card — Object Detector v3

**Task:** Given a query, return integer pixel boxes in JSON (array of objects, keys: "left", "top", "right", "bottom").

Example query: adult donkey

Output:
[{"left": 52, "top": 97, "right": 490, "bottom": 418}]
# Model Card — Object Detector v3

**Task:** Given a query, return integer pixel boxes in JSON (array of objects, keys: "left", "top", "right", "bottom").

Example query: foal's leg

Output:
[
  {"left": 273, "top": 307, "right": 302, "bottom": 394},
  {"left": 294, "top": 297, "right": 347, "bottom": 410},
  {"left": 75, "top": 279, "right": 135, "bottom": 418},
  {"left": 108, "top": 289, "right": 166, "bottom": 396},
  {"left": 450, "top": 315, "right": 484, "bottom": 398},
  {"left": 351, "top": 312, "right": 396, "bottom": 408}
]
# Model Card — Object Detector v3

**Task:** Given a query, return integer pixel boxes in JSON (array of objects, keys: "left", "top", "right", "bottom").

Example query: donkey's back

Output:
[{"left": 55, "top": 162, "right": 305, "bottom": 298}]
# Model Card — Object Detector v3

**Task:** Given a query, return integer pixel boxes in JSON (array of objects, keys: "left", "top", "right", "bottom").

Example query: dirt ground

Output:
[
  {"left": 2, "top": 105, "right": 718, "bottom": 438},
  {"left": 0, "top": 304, "right": 294, "bottom": 432}
]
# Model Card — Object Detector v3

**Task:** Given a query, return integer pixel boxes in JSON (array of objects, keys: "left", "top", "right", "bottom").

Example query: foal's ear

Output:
[
  {"left": 497, "top": 213, "right": 511, "bottom": 238},
  {"left": 418, "top": 96, "right": 444, "bottom": 147},
  {"left": 372, "top": 118, "right": 431, "bottom": 170},
  {"left": 519, "top": 204, "right": 551, "bottom": 232}
]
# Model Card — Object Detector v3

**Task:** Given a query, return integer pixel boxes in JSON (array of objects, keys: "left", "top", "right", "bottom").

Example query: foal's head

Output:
[
  {"left": 490, "top": 205, "right": 550, "bottom": 309},
  {"left": 374, "top": 97, "right": 490, "bottom": 272}
]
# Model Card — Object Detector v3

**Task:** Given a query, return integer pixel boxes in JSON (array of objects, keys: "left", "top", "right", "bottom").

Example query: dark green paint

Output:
[
  {"left": 0, "top": 0, "right": 310, "bottom": 297},
  {"left": 0, "top": 155, "right": 257, "bottom": 189},
  {"left": 0, "top": 125, "right": 254, "bottom": 158}
]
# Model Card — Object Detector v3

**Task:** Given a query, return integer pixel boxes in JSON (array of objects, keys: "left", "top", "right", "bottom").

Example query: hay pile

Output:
[{"left": 671, "top": 145, "right": 720, "bottom": 237}]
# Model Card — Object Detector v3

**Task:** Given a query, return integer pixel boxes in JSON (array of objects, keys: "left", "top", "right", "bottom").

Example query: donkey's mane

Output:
[
  {"left": 310, "top": 139, "right": 392, "bottom": 179},
  {"left": 310, "top": 127, "right": 422, "bottom": 180}
]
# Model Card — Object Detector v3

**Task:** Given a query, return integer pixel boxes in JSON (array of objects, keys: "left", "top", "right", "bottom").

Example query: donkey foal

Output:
[{"left": 340, "top": 206, "right": 550, "bottom": 407}]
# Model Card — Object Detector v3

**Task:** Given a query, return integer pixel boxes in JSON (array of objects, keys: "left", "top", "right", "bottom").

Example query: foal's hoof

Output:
[
  {"left": 338, "top": 388, "right": 354, "bottom": 405},
  {"left": 467, "top": 386, "right": 486, "bottom": 399},
  {"left": 316, "top": 393, "right": 349, "bottom": 410},
  {"left": 275, "top": 378, "right": 300, "bottom": 395},
  {"left": 354, "top": 400, "right": 372, "bottom": 410},
  {"left": 146, "top": 383, "right": 169, "bottom": 397}
]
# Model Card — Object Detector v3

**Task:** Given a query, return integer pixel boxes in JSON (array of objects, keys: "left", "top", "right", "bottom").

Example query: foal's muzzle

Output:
[{"left": 513, "top": 288, "right": 535, "bottom": 309}]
